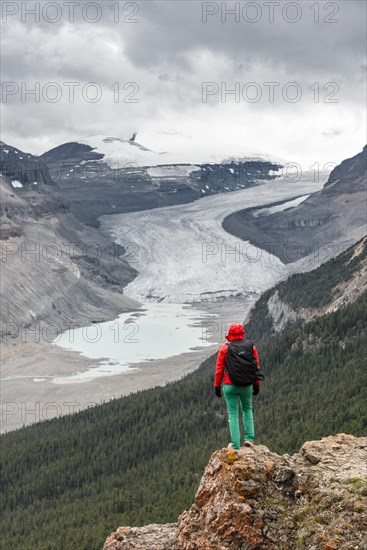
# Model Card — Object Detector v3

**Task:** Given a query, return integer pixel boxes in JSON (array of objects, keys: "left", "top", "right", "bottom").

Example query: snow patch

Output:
[
  {"left": 11, "top": 180, "right": 23, "bottom": 188},
  {"left": 252, "top": 195, "right": 311, "bottom": 217},
  {"left": 269, "top": 168, "right": 282, "bottom": 176},
  {"left": 79, "top": 135, "right": 163, "bottom": 169},
  {"left": 147, "top": 165, "right": 201, "bottom": 178},
  {"left": 326, "top": 178, "right": 340, "bottom": 189}
]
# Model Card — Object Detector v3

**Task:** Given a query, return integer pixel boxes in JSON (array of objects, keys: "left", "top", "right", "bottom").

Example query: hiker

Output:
[{"left": 214, "top": 322, "right": 262, "bottom": 450}]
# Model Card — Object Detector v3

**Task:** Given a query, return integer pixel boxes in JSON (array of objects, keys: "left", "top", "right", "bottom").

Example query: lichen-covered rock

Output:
[{"left": 103, "top": 434, "right": 367, "bottom": 549}]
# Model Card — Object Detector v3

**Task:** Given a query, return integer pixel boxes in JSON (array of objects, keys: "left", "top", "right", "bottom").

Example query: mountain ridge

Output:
[
  {"left": 223, "top": 145, "right": 367, "bottom": 264},
  {"left": 246, "top": 236, "right": 367, "bottom": 343},
  {"left": 77, "top": 134, "right": 287, "bottom": 167},
  {"left": 0, "top": 141, "right": 138, "bottom": 345}
]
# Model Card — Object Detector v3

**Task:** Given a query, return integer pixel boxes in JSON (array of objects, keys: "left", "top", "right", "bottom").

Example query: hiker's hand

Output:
[
  {"left": 215, "top": 387, "right": 222, "bottom": 398},
  {"left": 253, "top": 385, "right": 260, "bottom": 396}
]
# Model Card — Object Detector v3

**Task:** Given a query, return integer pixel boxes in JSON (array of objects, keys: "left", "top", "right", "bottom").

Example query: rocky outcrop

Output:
[
  {"left": 103, "top": 434, "right": 367, "bottom": 549},
  {"left": 266, "top": 290, "right": 298, "bottom": 332}
]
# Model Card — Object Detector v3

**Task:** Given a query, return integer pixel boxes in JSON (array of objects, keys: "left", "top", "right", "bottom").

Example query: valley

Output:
[
  {"left": 1, "top": 237, "right": 366, "bottom": 550},
  {"left": 1, "top": 141, "right": 366, "bottom": 433},
  {"left": 1, "top": 171, "right": 322, "bottom": 432},
  {"left": 3, "top": 6, "right": 366, "bottom": 549}
]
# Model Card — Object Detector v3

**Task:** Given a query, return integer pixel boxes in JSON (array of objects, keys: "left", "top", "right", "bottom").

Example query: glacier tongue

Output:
[{"left": 100, "top": 175, "right": 324, "bottom": 303}]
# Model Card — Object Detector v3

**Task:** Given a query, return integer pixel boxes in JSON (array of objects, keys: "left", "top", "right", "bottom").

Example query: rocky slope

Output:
[
  {"left": 104, "top": 434, "right": 367, "bottom": 550},
  {"left": 223, "top": 146, "right": 367, "bottom": 263},
  {"left": 40, "top": 136, "right": 283, "bottom": 227},
  {"left": 245, "top": 236, "right": 367, "bottom": 343},
  {"left": 0, "top": 141, "right": 138, "bottom": 344}
]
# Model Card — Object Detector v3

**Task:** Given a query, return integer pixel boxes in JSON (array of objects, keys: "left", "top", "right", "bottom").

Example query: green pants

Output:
[{"left": 223, "top": 383, "right": 254, "bottom": 450}]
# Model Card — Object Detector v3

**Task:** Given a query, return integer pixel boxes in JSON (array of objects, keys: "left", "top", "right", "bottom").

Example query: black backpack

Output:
[{"left": 224, "top": 340, "right": 264, "bottom": 386}]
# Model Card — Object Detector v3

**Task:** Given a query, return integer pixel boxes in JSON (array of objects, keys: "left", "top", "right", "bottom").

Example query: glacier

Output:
[{"left": 100, "top": 174, "right": 325, "bottom": 304}]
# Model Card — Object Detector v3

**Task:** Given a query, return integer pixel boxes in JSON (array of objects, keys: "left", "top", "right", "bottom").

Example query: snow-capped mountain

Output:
[
  {"left": 40, "top": 134, "right": 284, "bottom": 227},
  {"left": 79, "top": 133, "right": 286, "bottom": 168}
]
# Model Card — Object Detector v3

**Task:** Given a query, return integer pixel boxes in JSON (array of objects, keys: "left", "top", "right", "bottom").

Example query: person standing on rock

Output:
[{"left": 214, "top": 323, "right": 263, "bottom": 450}]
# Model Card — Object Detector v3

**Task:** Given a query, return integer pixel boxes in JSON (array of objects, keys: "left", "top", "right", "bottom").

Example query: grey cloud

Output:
[
  {"left": 6, "top": 1, "right": 365, "bottom": 79},
  {"left": 1, "top": 0, "right": 365, "bottom": 166},
  {"left": 120, "top": 1, "right": 366, "bottom": 77},
  {"left": 158, "top": 74, "right": 184, "bottom": 82},
  {"left": 3, "top": 1, "right": 366, "bottom": 94}
]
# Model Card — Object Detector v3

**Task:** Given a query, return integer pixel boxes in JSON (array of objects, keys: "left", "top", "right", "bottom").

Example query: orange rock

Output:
[{"left": 103, "top": 435, "right": 367, "bottom": 550}]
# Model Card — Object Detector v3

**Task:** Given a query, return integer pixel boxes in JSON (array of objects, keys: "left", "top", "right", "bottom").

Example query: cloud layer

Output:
[{"left": 1, "top": 0, "right": 366, "bottom": 166}]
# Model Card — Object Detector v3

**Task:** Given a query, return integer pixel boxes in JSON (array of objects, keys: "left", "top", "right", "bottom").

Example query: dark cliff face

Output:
[
  {"left": 323, "top": 145, "right": 367, "bottom": 194},
  {"left": 0, "top": 142, "right": 67, "bottom": 227},
  {"left": 1, "top": 141, "right": 58, "bottom": 187}
]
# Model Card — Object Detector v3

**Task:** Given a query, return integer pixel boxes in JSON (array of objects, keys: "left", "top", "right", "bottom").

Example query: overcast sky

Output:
[{"left": 1, "top": 0, "right": 366, "bottom": 166}]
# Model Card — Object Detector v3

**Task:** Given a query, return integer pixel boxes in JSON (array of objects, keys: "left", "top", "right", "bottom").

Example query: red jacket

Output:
[{"left": 214, "top": 323, "right": 261, "bottom": 387}]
